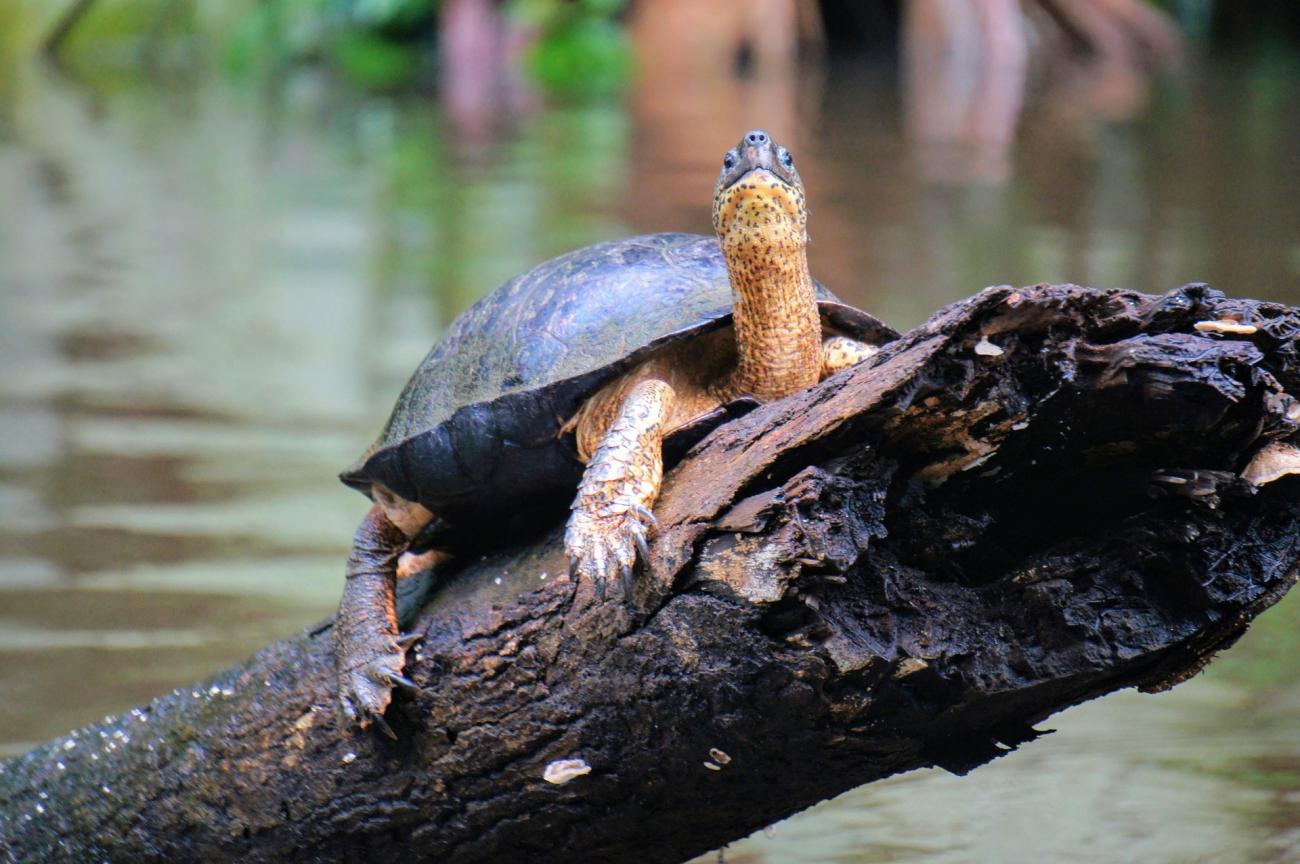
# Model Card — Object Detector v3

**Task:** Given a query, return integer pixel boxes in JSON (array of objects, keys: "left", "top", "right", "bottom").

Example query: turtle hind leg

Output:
[
  {"left": 394, "top": 547, "right": 450, "bottom": 630},
  {"left": 334, "top": 505, "right": 422, "bottom": 736},
  {"left": 565, "top": 378, "right": 675, "bottom": 600},
  {"left": 821, "top": 335, "right": 879, "bottom": 378}
]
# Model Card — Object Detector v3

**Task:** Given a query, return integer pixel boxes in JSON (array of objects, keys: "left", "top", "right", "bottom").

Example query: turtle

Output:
[{"left": 334, "top": 129, "right": 898, "bottom": 733}]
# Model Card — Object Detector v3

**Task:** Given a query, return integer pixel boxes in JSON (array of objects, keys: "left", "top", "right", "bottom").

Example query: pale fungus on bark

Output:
[
  {"left": 543, "top": 759, "right": 592, "bottom": 785},
  {"left": 1193, "top": 319, "right": 1258, "bottom": 335},
  {"left": 1242, "top": 440, "right": 1300, "bottom": 486},
  {"left": 893, "top": 658, "right": 930, "bottom": 678},
  {"left": 974, "top": 335, "right": 1004, "bottom": 357}
]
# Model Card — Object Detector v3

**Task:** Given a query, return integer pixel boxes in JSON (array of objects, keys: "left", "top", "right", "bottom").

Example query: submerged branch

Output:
[{"left": 4, "top": 283, "right": 1300, "bottom": 863}]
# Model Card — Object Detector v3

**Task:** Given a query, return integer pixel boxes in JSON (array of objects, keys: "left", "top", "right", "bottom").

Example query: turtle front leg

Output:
[
  {"left": 334, "top": 505, "right": 422, "bottom": 737},
  {"left": 821, "top": 335, "right": 879, "bottom": 379},
  {"left": 565, "top": 378, "right": 675, "bottom": 599}
]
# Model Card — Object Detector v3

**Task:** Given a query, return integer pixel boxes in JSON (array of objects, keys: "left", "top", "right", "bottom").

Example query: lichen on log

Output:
[{"left": 3, "top": 282, "right": 1300, "bottom": 864}]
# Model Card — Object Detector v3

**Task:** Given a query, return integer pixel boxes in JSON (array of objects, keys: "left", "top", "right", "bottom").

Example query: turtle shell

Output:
[{"left": 342, "top": 232, "right": 896, "bottom": 523}]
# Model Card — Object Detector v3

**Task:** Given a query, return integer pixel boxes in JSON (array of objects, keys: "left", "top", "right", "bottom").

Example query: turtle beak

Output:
[
  {"left": 712, "top": 129, "right": 805, "bottom": 235},
  {"left": 737, "top": 130, "right": 780, "bottom": 177},
  {"left": 720, "top": 129, "right": 797, "bottom": 191}
]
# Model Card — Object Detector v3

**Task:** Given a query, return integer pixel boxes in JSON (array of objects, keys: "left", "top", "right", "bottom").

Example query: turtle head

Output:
[{"left": 711, "top": 129, "right": 807, "bottom": 248}]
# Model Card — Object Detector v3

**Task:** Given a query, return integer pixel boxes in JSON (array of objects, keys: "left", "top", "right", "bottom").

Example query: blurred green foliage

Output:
[
  {"left": 224, "top": 0, "right": 434, "bottom": 84},
  {"left": 514, "top": 0, "right": 631, "bottom": 96},
  {"left": 21, "top": 0, "right": 629, "bottom": 93},
  {"left": 17, "top": 0, "right": 1300, "bottom": 93}
]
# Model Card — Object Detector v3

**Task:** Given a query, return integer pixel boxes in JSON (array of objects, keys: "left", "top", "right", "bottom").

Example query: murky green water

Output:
[{"left": 2, "top": 47, "right": 1300, "bottom": 862}]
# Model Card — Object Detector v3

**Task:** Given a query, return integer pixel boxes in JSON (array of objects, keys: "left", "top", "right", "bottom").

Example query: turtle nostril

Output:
[{"left": 745, "top": 130, "right": 768, "bottom": 146}]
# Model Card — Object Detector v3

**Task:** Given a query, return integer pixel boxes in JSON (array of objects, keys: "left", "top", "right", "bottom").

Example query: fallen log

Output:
[{"left": 4, "top": 283, "right": 1300, "bottom": 864}]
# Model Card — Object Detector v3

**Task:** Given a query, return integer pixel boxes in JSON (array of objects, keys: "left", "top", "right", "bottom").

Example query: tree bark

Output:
[{"left": 5, "top": 283, "right": 1300, "bottom": 864}]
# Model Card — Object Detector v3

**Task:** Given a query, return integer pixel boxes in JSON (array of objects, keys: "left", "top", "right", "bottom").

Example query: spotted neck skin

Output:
[{"left": 713, "top": 169, "right": 822, "bottom": 403}]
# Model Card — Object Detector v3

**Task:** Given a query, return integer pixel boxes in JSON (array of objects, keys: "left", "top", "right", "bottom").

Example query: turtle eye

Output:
[
  {"left": 779, "top": 148, "right": 794, "bottom": 169},
  {"left": 723, "top": 152, "right": 737, "bottom": 170}
]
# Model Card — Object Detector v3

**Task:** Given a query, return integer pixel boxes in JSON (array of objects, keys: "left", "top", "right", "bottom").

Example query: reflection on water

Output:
[{"left": 2, "top": 44, "right": 1300, "bottom": 862}]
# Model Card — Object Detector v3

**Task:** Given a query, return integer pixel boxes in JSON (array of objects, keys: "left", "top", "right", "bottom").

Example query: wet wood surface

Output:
[{"left": 4, "top": 283, "right": 1300, "bottom": 863}]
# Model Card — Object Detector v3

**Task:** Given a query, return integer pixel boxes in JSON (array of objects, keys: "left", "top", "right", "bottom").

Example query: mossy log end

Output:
[{"left": 5, "top": 283, "right": 1300, "bottom": 864}]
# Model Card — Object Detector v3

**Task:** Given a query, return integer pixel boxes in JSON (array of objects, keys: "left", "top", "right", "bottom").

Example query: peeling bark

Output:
[{"left": 4, "top": 283, "right": 1300, "bottom": 864}]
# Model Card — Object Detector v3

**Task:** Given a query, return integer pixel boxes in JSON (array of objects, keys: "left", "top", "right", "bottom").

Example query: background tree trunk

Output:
[{"left": 4, "top": 283, "right": 1300, "bottom": 864}]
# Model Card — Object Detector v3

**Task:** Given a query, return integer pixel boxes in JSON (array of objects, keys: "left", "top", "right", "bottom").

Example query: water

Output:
[{"left": 2, "top": 46, "right": 1300, "bottom": 862}]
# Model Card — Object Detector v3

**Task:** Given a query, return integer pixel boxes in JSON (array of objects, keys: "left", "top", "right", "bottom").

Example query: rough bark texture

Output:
[{"left": 5, "top": 283, "right": 1300, "bottom": 864}]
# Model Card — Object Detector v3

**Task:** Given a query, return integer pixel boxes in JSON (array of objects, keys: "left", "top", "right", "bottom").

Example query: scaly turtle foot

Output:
[
  {"left": 335, "top": 505, "right": 428, "bottom": 736},
  {"left": 336, "top": 631, "right": 422, "bottom": 738},
  {"left": 566, "top": 378, "right": 673, "bottom": 600},
  {"left": 565, "top": 504, "right": 658, "bottom": 599}
]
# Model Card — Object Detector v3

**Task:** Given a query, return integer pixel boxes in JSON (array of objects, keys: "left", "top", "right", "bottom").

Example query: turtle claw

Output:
[
  {"left": 564, "top": 506, "right": 654, "bottom": 601},
  {"left": 338, "top": 696, "right": 359, "bottom": 727},
  {"left": 387, "top": 673, "right": 419, "bottom": 693},
  {"left": 336, "top": 641, "right": 417, "bottom": 737},
  {"left": 369, "top": 712, "right": 398, "bottom": 741},
  {"left": 396, "top": 631, "right": 423, "bottom": 650},
  {"left": 631, "top": 504, "right": 659, "bottom": 529}
]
